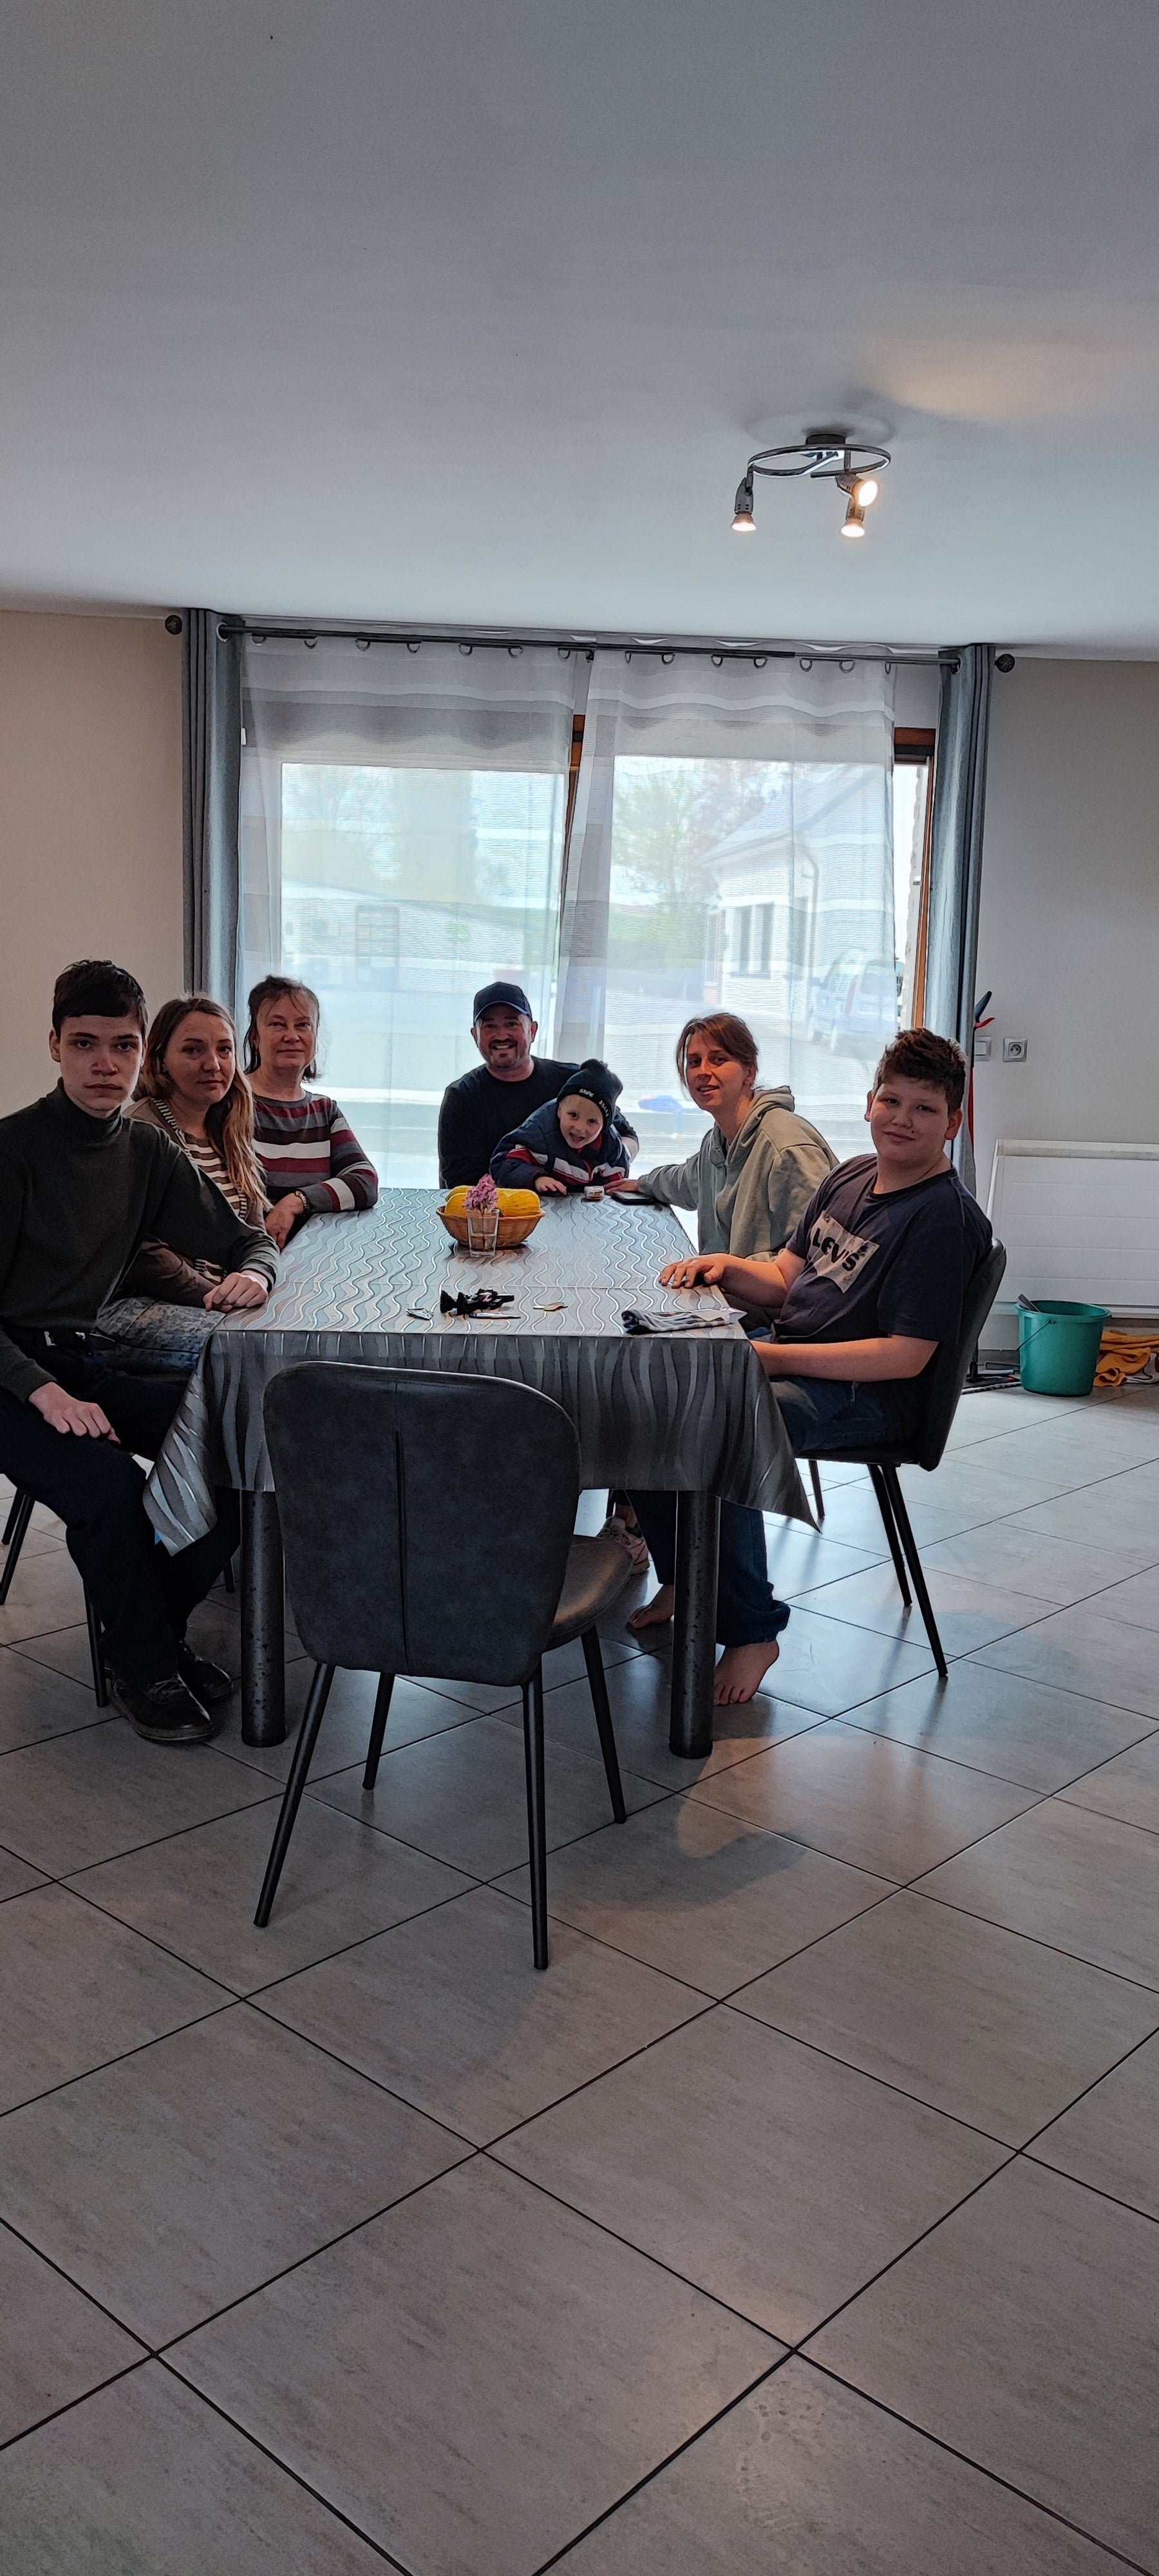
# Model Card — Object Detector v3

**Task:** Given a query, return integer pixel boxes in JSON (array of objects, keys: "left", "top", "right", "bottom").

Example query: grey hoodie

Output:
[{"left": 634, "top": 1085, "right": 837, "bottom": 1258}]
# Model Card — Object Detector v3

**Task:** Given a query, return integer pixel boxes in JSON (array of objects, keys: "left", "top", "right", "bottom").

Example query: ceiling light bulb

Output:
[
  {"left": 840, "top": 500, "right": 867, "bottom": 540},
  {"left": 732, "top": 476, "right": 755, "bottom": 533},
  {"left": 853, "top": 476, "right": 879, "bottom": 508},
  {"left": 731, "top": 508, "right": 756, "bottom": 533}
]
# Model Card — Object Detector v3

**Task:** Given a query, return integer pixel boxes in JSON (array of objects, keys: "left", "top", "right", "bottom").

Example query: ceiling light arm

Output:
[{"left": 732, "top": 429, "right": 892, "bottom": 536}]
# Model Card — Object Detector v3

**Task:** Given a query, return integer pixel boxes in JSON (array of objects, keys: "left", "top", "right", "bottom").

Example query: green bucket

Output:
[{"left": 1019, "top": 1300, "right": 1110, "bottom": 1397}]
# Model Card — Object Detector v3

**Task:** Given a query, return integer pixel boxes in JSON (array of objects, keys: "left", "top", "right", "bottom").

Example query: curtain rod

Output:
[{"left": 220, "top": 618, "right": 959, "bottom": 670}]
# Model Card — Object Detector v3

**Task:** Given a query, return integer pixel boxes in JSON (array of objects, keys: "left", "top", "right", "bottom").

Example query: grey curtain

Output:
[
  {"left": 182, "top": 611, "right": 242, "bottom": 1009},
  {"left": 924, "top": 643, "right": 994, "bottom": 1191}
]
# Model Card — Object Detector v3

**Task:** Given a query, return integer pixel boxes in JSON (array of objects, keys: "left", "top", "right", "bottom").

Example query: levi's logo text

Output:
[{"left": 806, "top": 1213, "right": 877, "bottom": 1292}]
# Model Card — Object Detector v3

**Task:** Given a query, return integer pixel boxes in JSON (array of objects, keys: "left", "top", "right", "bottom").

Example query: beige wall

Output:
[
  {"left": 0, "top": 611, "right": 184, "bottom": 1112},
  {"left": 972, "top": 657, "right": 1159, "bottom": 1200}
]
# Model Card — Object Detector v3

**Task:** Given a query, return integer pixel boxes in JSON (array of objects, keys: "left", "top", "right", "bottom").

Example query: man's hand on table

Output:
[
  {"left": 659, "top": 1253, "right": 730, "bottom": 1290},
  {"left": 263, "top": 1194, "right": 306, "bottom": 1249},
  {"left": 203, "top": 1271, "right": 271, "bottom": 1312},
  {"left": 28, "top": 1383, "right": 118, "bottom": 1439}
]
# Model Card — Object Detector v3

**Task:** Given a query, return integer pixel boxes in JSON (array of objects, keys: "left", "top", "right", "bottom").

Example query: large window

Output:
[
  {"left": 276, "top": 762, "right": 565, "bottom": 1182},
  {"left": 601, "top": 746, "right": 932, "bottom": 1175},
  {"left": 241, "top": 637, "right": 932, "bottom": 1185}
]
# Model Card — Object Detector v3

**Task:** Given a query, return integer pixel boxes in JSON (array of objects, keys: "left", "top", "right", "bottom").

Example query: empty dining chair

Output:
[{"left": 254, "top": 1361, "right": 633, "bottom": 1965}]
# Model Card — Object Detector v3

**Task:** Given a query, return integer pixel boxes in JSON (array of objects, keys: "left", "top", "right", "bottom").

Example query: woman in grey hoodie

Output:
[{"left": 609, "top": 1012, "right": 836, "bottom": 1705}]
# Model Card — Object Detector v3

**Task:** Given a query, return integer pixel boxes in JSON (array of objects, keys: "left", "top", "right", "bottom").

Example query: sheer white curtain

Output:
[
  {"left": 555, "top": 651, "right": 896, "bottom": 1168},
  {"left": 239, "top": 638, "right": 578, "bottom": 1181}
]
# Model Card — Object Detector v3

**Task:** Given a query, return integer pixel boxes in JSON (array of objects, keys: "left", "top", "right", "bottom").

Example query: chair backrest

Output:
[
  {"left": 263, "top": 1362, "right": 581, "bottom": 1684},
  {"left": 914, "top": 1239, "right": 1008, "bottom": 1471}
]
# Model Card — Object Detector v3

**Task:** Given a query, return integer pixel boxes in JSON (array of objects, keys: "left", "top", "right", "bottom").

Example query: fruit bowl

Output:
[{"left": 438, "top": 1187, "right": 542, "bottom": 1249}]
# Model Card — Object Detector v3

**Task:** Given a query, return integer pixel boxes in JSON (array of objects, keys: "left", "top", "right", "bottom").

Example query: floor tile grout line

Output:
[
  {"left": 153, "top": 2150, "right": 492, "bottom": 2359},
  {"left": 829, "top": 1707, "right": 1159, "bottom": 1799},
  {"left": 0, "top": 2357, "right": 153, "bottom": 2463},
  {"left": 1015, "top": 2016, "right": 1159, "bottom": 2163},
  {"left": 965, "top": 1645, "right": 1159, "bottom": 1726},
  {"left": 909, "top": 1877, "right": 1159, "bottom": 1994},
  {"left": 0, "top": 2204, "right": 156, "bottom": 2351},
  {"left": 713, "top": 1989, "right": 1155, "bottom": 2159},
  {"left": 797, "top": 2356, "right": 1154, "bottom": 2576},
  {"left": 151, "top": 2357, "right": 413, "bottom": 2571},
  {"left": 1053, "top": 1789, "right": 1159, "bottom": 1843},
  {"left": 0, "top": 1996, "right": 241, "bottom": 2126},
  {"left": 475, "top": 2145, "right": 796, "bottom": 2342},
  {"left": 528, "top": 2352, "right": 793, "bottom": 2575},
  {"left": 685, "top": 1768, "right": 1054, "bottom": 1887},
  {"left": 0, "top": 1787, "right": 287, "bottom": 1885}
]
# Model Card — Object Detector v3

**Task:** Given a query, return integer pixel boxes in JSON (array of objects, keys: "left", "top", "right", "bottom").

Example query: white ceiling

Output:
[{"left": 3, "top": 1, "right": 1159, "bottom": 649}]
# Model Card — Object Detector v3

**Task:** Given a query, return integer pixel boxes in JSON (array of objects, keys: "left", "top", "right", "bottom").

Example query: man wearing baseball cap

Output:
[{"left": 437, "top": 981, "right": 637, "bottom": 1188}]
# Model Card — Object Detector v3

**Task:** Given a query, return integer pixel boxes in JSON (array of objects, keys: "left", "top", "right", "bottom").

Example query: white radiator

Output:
[{"left": 985, "top": 1140, "right": 1159, "bottom": 1316}]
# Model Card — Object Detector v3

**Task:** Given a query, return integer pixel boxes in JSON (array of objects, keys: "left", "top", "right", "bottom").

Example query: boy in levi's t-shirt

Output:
[{"left": 659, "top": 1027, "right": 992, "bottom": 1702}]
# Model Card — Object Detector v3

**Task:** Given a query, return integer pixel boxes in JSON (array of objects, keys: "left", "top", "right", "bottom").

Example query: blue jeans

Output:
[
  {"left": 627, "top": 1492, "right": 791, "bottom": 1650},
  {"left": 772, "top": 1376, "right": 907, "bottom": 1455}
]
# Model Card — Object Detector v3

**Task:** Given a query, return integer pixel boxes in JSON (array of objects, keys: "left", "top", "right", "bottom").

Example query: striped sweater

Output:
[{"left": 252, "top": 1092, "right": 379, "bottom": 1216}]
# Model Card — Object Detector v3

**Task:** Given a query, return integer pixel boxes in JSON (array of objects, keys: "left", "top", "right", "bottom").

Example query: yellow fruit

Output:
[
  {"left": 442, "top": 1187, "right": 472, "bottom": 1216},
  {"left": 497, "top": 1188, "right": 541, "bottom": 1217}
]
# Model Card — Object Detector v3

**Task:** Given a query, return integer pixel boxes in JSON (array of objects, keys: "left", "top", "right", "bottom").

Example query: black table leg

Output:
[
  {"left": 669, "top": 1490, "right": 720, "bottom": 1759},
  {"left": 241, "top": 1490, "right": 286, "bottom": 1747}
]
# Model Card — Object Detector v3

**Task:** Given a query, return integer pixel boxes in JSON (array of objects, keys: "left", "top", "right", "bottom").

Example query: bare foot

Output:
[
  {"left": 713, "top": 1640, "right": 781, "bottom": 1705},
  {"left": 629, "top": 1583, "right": 675, "bottom": 1631}
]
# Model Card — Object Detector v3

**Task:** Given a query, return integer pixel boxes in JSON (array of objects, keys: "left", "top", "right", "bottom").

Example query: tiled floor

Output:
[{"left": 1, "top": 1383, "right": 1158, "bottom": 2572}]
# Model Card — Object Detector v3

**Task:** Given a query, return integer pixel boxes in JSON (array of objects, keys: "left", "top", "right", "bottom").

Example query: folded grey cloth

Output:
[{"left": 621, "top": 1305, "right": 743, "bottom": 1335}]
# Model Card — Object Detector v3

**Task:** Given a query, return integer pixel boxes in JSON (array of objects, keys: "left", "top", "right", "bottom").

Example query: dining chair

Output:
[
  {"left": 1, "top": 1488, "right": 108, "bottom": 1703},
  {"left": 253, "top": 1361, "right": 632, "bottom": 1966},
  {"left": 792, "top": 1242, "right": 1008, "bottom": 1679}
]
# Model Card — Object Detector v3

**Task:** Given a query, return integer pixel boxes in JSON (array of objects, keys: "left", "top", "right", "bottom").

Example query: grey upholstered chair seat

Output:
[
  {"left": 549, "top": 1533, "right": 632, "bottom": 1649},
  {"left": 254, "top": 1361, "right": 634, "bottom": 1966}
]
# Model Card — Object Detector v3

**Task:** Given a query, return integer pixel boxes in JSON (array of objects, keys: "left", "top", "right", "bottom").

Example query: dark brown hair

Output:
[
  {"left": 675, "top": 1011, "right": 759, "bottom": 1094},
  {"left": 138, "top": 994, "right": 265, "bottom": 1211},
  {"left": 872, "top": 1027, "right": 968, "bottom": 1113},
  {"left": 243, "top": 976, "right": 321, "bottom": 1080},
  {"left": 52, "top": 960, "right": 146, "bottom": 1036}
]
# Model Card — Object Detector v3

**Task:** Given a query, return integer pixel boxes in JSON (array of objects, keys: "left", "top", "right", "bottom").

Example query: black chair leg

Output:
[
  {"left": 254, "top": 1662, "right": 335, "bottom": 1927},
  {"left": 0, "top": 1489, "right": 35, "bottom": 1605},
  {"left": 3, "top": 1488, "right": 25, "bottom": 1546},
  {"left": 522, "top": 1664, "right": 549, "bottom": 1969},
  {"left": 808, "top": 1457, "right": 825, "bottom": 1523},
  {"left": 362, "top": 1674, "right": 395, "bottom": 1790},
  {"left": 869, "top": 1464, "right": 912, "bottom": 1609},
  {"left": 581, "top": 1628, "right": 627, "bottom": 1824},
  {"left": 882, "top": 1466, "right": 948, "bottom": 1680},
  {"left": 223, "top": 1552, "right": 236, "bottom": 1596},
  {"left": 84, "top": 1589, "right": 109, "bottom": 1707}
]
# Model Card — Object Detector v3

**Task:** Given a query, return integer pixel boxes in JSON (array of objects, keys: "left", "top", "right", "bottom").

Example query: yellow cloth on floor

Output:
[{"left": 1095, "top": 1329, "right": 1159, "bottom": 1388}]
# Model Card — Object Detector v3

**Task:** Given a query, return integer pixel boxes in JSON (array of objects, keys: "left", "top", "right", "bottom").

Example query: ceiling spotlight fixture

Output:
[
  {"left": 731, "top": 473, "right": 757, "bottom": 533},
  {"left": 730, "top": 428, "right": 890, "bottom": 540}
]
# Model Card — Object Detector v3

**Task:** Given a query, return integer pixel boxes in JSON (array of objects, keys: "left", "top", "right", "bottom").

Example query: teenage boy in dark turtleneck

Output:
[{"left": 0, "top": 960, "right": 278, "bottom": 1746}]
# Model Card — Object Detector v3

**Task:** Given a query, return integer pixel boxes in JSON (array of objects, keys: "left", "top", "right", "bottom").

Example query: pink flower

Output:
[{"left": 464, "top": 1174, "right": 499, "bottom": 1209}]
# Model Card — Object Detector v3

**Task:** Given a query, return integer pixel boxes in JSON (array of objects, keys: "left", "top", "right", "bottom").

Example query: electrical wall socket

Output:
[{"left": 1003, "top": 1036, "right": 1029, "bottom": 1063}]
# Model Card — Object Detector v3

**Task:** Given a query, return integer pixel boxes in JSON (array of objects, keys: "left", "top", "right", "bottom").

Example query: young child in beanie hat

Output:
[{"left": 490, "top": 1059, "right": 632, "bottom": 1195}]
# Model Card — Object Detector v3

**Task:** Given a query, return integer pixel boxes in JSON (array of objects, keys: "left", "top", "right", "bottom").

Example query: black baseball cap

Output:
[{"left": 473, "top": 980, "right": 534, "bottom": 1022}]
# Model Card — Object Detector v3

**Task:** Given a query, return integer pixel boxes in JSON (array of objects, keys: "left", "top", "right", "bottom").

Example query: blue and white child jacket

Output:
[{"left": 489, "top": 1097, "right": 632, "bottom": 1193}]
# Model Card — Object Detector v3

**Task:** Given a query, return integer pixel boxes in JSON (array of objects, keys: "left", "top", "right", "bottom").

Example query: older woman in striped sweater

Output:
[{"left": 243, "top": 978, "right": 379, "bottom": 1248}]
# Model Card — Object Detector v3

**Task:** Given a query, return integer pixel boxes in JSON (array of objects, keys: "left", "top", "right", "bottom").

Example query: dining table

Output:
[{"left": 131, "top": 1189, "right": 807, "bottom": 1759}]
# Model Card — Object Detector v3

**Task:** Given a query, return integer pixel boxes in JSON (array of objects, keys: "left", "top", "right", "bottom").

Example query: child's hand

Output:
[{"left": 535, "top": 1175, "right": 567, "bottom": 1195}]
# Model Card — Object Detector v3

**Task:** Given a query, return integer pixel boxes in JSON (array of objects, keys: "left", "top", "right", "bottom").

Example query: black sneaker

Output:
[
  {"left": 176, "top": 1643, "right": 236, "bottom": 1707},
  {"left": 111, "top": 1673, "right": 214, "bottom": 1745}
]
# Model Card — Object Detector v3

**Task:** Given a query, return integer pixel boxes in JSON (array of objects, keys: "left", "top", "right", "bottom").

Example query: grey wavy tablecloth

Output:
[{"left": 140, "top": 1189, "right": 807, "bottom": 1549}]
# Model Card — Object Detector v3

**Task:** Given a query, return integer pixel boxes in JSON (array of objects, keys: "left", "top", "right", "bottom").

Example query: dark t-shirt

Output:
[
  {"left": 438, "top": 1057, "right": 637, "bottom": 1188},
  {"left": 777, "top": 1155, "right": 992, "bottom": 1432}
]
